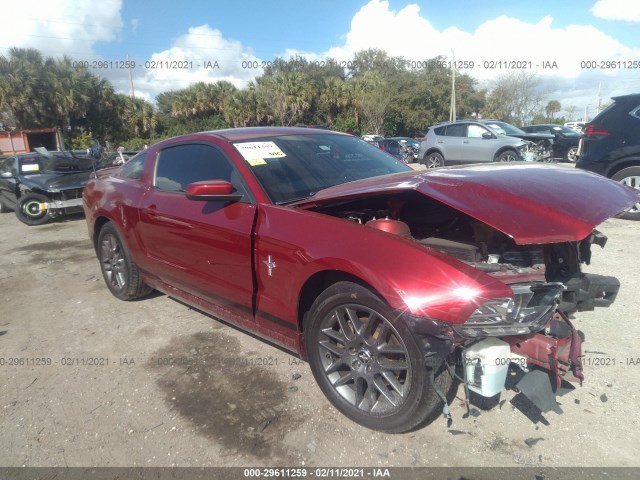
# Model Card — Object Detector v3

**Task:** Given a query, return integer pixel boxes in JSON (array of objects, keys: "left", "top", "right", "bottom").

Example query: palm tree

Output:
[
  {"left": 318, "top": 76, "right": 348, "bottom": 127},
  {"left": 0, "top": 48, "right": 47, "bottom": 127}
]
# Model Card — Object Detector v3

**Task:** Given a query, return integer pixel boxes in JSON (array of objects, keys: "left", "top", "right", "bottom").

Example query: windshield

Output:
[
  {"left": 233, "top": 133, "right": 411, "bottom": 204},
  {"left": 484, "top": 121, "right": 525, "bottom": 136},
  {"left": 552, "top": 125, "right": 581, "bottom": 137}
]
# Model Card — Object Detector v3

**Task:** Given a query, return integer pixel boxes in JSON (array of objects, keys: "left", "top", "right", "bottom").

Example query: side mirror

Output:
[
  {"left": 185, "top": 180, "right": 243, "bottom": 202},
  {"left": 1, "top": 171, "right": 14, "bottom": 179},
  {"left": 482, "top": 132, "right": 495, "bottom": 139}
]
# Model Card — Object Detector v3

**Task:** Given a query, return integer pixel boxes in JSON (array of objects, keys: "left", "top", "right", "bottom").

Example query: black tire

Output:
[
  {"left": 564, "top": 146, "right": 578, "bottom": 163},
  {"left": 304, "top": 281, "right": 452, "bottom": 433},
  {"left": 97, "top": 222, "right": 152, "bottom": 300},
  {"left": 423, "top": 152, "right": 444, "bottom": 168},
  {"left": 0, "top": 198, "right": 13, "bottom": 213},
  {"left": 612, "top": 166, "right": 640, "bottom": 221},
  {"left": 494, "top": 150, "right": 519, "bottom": 163},
  {"left": 15, "top": 193, "right": 53, "bottom": 225}
]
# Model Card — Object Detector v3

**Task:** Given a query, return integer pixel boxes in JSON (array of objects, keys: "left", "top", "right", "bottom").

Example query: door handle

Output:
[{"left": 142, "top": 205, "right": 159, "bottom": 216}]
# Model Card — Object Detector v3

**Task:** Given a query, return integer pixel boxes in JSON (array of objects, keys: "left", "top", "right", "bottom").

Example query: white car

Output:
[{"left": 564, "top": 122, "right": 586, "bottom": 133}]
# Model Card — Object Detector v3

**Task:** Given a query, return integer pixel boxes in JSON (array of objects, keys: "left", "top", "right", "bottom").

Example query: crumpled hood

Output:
[
  {"left": 295, "top": 164, "right": 640, "bottom": 244},
  {"left": 21, "top": 171, "right": 92, "bottom": 191}
]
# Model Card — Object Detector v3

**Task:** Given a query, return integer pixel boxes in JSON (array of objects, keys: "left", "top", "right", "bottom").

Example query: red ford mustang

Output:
[{"left": 83, "top": 127, "right": 639, "bottom": 432}]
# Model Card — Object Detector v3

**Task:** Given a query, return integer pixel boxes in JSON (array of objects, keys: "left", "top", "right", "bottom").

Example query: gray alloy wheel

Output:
[
  {"left": 305, "top": 281, "right": 452, "bottom": 433},
  {"left": 612, "top": 166, "right": 640, "bottom": 220},
  {"left": 100, "top": 231, "right": 127, "bottom": 293},
  {"left": 424, "top": 152, "right": 444, "bottom": 168},
  {"left": 565, "top": 146, "right": 578, "bottom": 162},
  {"left": 495, "top": 150, "right": 518, "bottom": 162},
  {"left": 97, "top": 222, "right": 152, "bottom": 300},
  {"left": 317, "top": 303, "right": 412, "bottom": 415}
]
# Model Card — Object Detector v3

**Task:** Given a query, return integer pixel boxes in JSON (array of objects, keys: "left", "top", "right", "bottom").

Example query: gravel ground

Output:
[{"left": 0, "top": 191, "right": 639, "bottom": 470}]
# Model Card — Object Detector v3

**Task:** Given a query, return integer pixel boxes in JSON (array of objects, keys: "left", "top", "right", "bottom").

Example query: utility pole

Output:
[
  {"left": 596, "top": 82, "right": 602, "bottom": 113},
  {"left": 449, "top": 50, "right": 456, "bottom": 122},
  {"left": 127, "top": 54, "right": 135, "bottom": 99}
]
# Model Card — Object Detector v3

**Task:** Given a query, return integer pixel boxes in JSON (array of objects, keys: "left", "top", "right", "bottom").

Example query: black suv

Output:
[{"left": 576, "top": 93, "right": 640, "bottom": 220}]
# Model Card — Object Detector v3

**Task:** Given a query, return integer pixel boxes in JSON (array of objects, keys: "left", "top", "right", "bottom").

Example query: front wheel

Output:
[
  {"left": 612, "top": 166, "right": 640, "bottom": 220},
  {"left": 15, "top": 193, "right": 53, "bottom": 225},
  {"left": 304, "top": 282, "right": 451, "bottom": 433},
  {"left": 423, "top": 152, "right": 444, "bottom": 168},
  {"left": 494, "top": 150, "right": 519, "bottom": 162},
  {"left": 97, "top": 222, "right": 152, "bottom": 300}
]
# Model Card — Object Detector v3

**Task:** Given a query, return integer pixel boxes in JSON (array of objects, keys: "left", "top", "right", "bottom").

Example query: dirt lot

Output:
[{"left": 1, "top": 199, "right": 639, "bottom": 470}]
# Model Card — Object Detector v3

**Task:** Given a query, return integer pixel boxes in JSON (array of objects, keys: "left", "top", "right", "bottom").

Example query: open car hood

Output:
[{"left": 294, "top": 164, "right": 640, "bottom": 244}]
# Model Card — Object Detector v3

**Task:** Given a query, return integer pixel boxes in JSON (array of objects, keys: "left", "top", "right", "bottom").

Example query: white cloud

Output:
[
  {"left": 318, "top": 1, "right": 639, "bottom": 81},
  {"left": 591, "top": 0, "right": 640, "bottom": 22},
  {"left": 134, "top": 25, "right": 261, "bottom": 101},
  {"left": 0, "top": 0, "right": 123, "bottom": 58}
]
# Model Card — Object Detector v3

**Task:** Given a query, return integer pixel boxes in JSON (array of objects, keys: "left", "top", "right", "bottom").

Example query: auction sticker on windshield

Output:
[
  {"left": 234, "top": 141, "right": 286, "bottom": 166},
  {"left": 21, "top": 163, "right": 40, "bottom": 172}
]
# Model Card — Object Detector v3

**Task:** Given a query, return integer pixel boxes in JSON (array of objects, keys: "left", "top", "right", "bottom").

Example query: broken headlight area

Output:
[
  {"left": 453, "top": 282, "right": 565, "bottom": 338},
  {"left": 449, "top": 311, "right": 584, "bottom": 414}
]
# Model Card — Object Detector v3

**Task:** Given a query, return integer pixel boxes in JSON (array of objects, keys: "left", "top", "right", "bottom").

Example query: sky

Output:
[{"left": 2, "top": 0, "right": 640, "bottom": 120}]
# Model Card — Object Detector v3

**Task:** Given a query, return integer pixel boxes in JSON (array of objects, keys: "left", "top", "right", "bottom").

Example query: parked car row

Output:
[
  {"left": 362, "top": 135, "right": 420, "bottom": 163},
  {"left": 417, "top": 120, "right": 535, "bottom": 168},
  {"left": 417, "top": 118, "right": 585, "bottom": 168}
]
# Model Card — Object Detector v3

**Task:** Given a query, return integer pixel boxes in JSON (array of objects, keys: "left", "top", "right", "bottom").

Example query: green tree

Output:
[
  {"left": 483, "top": 71, "right": 543, "bottom": 125},
  {"left": 352, "top": 71, "right": 389, "bottom": 135},
  {"left": 0, "top": 48, "right": 49, "bottom": 128},
  {"left": 256, "top": 70, "right": 313, "bottom": 126},
  {"left": 545, "top": 100, "right": 561, "bottom": 119}
]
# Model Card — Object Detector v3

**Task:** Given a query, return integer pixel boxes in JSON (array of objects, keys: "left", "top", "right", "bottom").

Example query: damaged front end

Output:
[
  {"left": 520, "top": 139, "right": 554, "bottom": 162},
  {"left": 417, "top": 229, "right": 618, "bottom": 414},
  {"left": 298, "top": 164, "right": 638, "bottom": 417}
]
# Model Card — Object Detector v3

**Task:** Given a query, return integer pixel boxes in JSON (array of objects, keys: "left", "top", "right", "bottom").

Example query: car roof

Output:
[
  {"left": 203, "top": 127, "right": 344, "bottom": 142},
  {"left": 611, "top": 93, "right": 640, "bottom": 102}
]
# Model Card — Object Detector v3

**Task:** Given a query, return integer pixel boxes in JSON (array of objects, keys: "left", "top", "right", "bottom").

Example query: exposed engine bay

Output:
[
  {"left": 309, "top": 190, "right": 619, "bottom": 313},
  {"left": 307, "top": 190, "right": 621, "bottom": 413},
  {"left": 521, "top": 139, "right": 554, "bottom": 162}
]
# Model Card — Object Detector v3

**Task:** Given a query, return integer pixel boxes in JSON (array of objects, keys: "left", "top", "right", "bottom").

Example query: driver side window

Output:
[
  {"left": 154, "top": 143, "right": 241, "bottom": 195},
  {"left": 467, "top": 124, "right": 488, "bottom": 138}
]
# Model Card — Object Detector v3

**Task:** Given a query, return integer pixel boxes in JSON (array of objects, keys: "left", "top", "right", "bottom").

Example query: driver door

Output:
[{"left": 135, "top": 141, "right": 256, "bottom": 318}]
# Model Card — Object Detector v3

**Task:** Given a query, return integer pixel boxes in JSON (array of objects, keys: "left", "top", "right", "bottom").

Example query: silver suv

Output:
[{"left": 418, "top": 120, "right": 528, "bottom": 168}]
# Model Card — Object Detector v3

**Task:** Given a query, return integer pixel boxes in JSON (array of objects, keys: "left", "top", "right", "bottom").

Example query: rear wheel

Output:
[
  {"left": 494, "top": 150, "right": 519, "bottom": 162},
  {"left": 304, "top": 281, "right": 451, "bottom": 433},
  {"left": 97, "top": 222, "right": 152, "bottom": 300},
  {"left": 15, "top": 193, "right": 52, "bottom": 225},
  {"left": 565, "top": 146, "right": 578, "bottom": 162},
  {"left": 612, "top": 167, "right": 640, "bottom": 220},
  {"left": 423, "top": 152, "right": 444, "bottom": 168}
]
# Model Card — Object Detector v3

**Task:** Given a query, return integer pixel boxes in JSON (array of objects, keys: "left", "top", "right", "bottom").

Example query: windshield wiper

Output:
[{"left": 276, "top": 195, "right": 314, "bottom": 205}]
